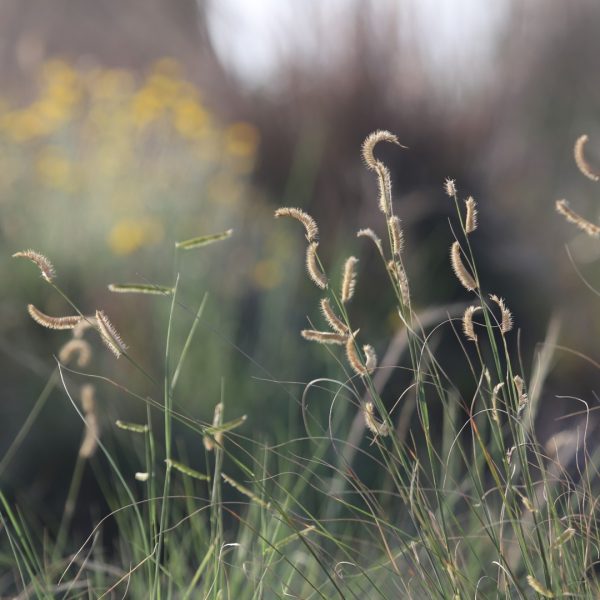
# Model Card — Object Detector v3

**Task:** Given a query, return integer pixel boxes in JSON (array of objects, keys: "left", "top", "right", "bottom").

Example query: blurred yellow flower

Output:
[
  {"left": 225, "top": 122, "right": 260, "bottom": 158},
  {"left": 172, "top": 98, "right": 210, "bottom": 139},
  {"left": 252, "top": 259, "right": 283, "bottom": 290},
  {"left": 107, "top": 217, "right": 164, "bottom": 255},
  {"left": 36, "top": 146, "right": 73, "bottom": 190}
]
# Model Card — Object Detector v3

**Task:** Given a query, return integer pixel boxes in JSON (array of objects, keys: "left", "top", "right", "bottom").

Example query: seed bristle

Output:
[{"left": 450, "top": 241, "right": 477, "bottom": 291}]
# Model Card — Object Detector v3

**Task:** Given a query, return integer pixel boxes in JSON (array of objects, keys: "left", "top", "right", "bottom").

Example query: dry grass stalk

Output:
[
  {"left": 357, "top": 228, "right": 383, "bottom": 254},
  {"left": 203, "top": 402, "right": 224, "bottom": 451},
  {"left": 301, "top": 329, "right": 347, "bottom": 345},
  {"left": 363, "top": 402, "right": 390, "bottom": 437},
  {"left": 59, "top": 338, "right": 92, "bottom": 367},
  {"left": 95, "top": 310, "right": 127, "bottom": 358},
  {"left": 320, "top": 298, "right": 349, "bottom": 334},
  {"left": 450, "top": 242, "right": 477, "bottom": 291},
  {"left": 574, "top": 134, "right": 599, "bottom": 182},
  {"left": 274, "top": 207, "right": 319, "bottom": 242},
  {"left": 555, "top": 199, "right": 600, "bottom": 237},
  {"left": 341, "top": 256, "right": 358, "bottom": 303},
  {"left": 13, "top": 249, "right": 56, "bottom": 282},
  {"left": 79, "top": 384, "right": 98, "bottom": 458},
  {"left": 306, "top": 243, "right": 328, "bottom": 289},
  {"left": 489, "top": 294, "right": 513, "bottom": 334},
  {"left": 462, "top": 306, "right": 481, "bottom": 342},
  {"left": 27, "top": 304, "right": 81, "bottom": 330},
  {"left": 464, "top": 196, "right": 478, "bottom": 234},
  {"left": 388, "top": 216, "right": 404, "bottom": 256}
]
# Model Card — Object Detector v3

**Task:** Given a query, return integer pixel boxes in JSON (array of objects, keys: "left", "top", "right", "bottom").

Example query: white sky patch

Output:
[{"left": 207, "top": 0, "right": 511, "bottom": 95}]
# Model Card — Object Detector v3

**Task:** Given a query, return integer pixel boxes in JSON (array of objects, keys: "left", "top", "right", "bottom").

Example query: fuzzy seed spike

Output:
[
  {"left": 444, "top": 178, "right": 457, "bottom": 198},
  {"left": 357, "top": 228, "right": 383, "bottom": 254},
  {"left": 301, "top": 329, "right": 347, "bottom": 345},
  {"left": 341, "top": 256, "right": 359, "bottom": 303},
  {"left": 13, "top": 249, "right": 56, "bottom": 282},
  {"left": 363, "top": 402, "right": 390, "bottom": 437},
  {"left": 345, "top": 331, "right": 368, "bottom": 376},
  {"left": 95, "top": 310, "right": 127, "bottom": 358},
  {"left": 305, "top": 242, "right": 328, "bottom": 289},
  {"left": 363, "top": 345, "right": 377, "bottom": 374},
  {"left": 464, "top": 196, "right": 478, "bottom": 234},
  {"left": 574, "top": 134, "right": 599, "bottom": 182},
  {"left": 462, "top": 306, "right": 481, "bottom": 342},
  {"left": 27, "top": 304, "right": 81, "bottom": 330},
  {"left": 489, "top": 294, "right": 513, "bottom": 334},
  {"left": 59, "top": 339, "right": 92, "bottom": 367},
  {"left": 320, "top": 298, "right": 349, "bottom": 334},
  {"left": 361, "top": 130, "right": 401, "bottom": 170},
  {"left": 450, "top": 241, "right": 477, "bottom": 291},
  {"left": 555, "top": 199, "right": 600, "bottom": 237},
  {"left": 388, "top": 216, "right": 404, "bottom": 256},
  {"left": 274, "top": 207, "right": 319, "bottom": 242}
]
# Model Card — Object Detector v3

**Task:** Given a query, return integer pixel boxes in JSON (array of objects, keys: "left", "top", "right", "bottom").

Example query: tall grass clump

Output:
[{"left": 2, "top": 130, "right": 600, "bottom": 598}]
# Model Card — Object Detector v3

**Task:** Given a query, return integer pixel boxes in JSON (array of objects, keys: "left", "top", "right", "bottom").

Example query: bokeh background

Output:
[{"left": 2, "top": 0, "right": 600, "bottom": 538}]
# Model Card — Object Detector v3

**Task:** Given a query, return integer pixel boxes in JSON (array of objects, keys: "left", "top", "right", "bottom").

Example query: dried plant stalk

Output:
[
  {"left": 274, "top": 207, "right": 319, "bottom": 242},
  {"left": 465, "top": 196, "right": 478, "bottom": 233},
  {"left": 59, "top": 338, "right": 92, "bottom": 367},
  {"left": 13, "top": 249, "right": 56, "bottom": 282},
  {"left": 489, "top": 294, "right": 513, "bottom": 333},
  {"left": 389, "top": 216, "right": 404, "bottom": 256},
  {"left": 341, "top": 256, "right": 358, "bottom": 303},
  {"left": 574, "top": 134, "right": 599, "bottom": 182},
  {"left": 320, "top": 298, "right": 349, "bottom": 334},
  {"left": 450, "top": 241, "right": 477, "bottom": 291},
  {"left": 462, "top": 306, "right": 481, "bottom": 342},
  {"left": 96, "top": 310, "right": 127, "bottom": 358},
  {"left": 301, "top": 329, "right": 347, "bottom": 345},
  {"left": 27, "top": 304, "right": 80, "bottom": 330},
  {"left": 555, "top": 199, "right": 600, "bottom": 237},
  {"left": 305, "top": 243, "right": 328, "bottom": 289}
]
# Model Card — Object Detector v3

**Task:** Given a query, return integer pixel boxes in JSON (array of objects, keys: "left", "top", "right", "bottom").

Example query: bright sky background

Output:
[{"left": 208, "top": 0, "right": 511, "bottom": 93}]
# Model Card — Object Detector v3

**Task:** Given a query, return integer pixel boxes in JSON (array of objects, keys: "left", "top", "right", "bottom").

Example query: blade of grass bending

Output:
[
  {"left": 108, "top": 283, "right": 174, "bottom": 296},
  {"left": 154, "top": 274, "right": 179, "bottom": 599},
  {"left": 182, "top": 540, "right": 216, "bottom": 600},
  {"left": 170, "top": 293, "right": 208, "bottom": 392},
  {"left": 0, "top": 368, "right": 59, "bottom": 477},
  {"left": 175, "top": 229, "right": 233, "bottom": 250}
]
